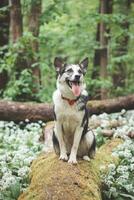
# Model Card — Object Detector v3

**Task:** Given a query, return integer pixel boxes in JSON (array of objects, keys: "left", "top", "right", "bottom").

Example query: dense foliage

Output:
[
  {"left": 0, "top": 34, "right": 39, "bottom": 101},
  {"left": 0, "top": 0, "right": 134, "bottom": 101}
]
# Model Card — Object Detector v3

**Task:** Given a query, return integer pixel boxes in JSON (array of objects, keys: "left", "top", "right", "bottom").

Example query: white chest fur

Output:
[
  {"left": 53, "top": 90, "right": 84, "bottom": 122},
  {"left": 53, "top": 90, "right": 85, "bottom": 154},
  {"left": 53, "top": 90, "right": 84, "bottom": 133}
]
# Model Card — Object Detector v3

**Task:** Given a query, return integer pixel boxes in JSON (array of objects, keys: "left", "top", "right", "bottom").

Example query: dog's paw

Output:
[
  {"left": 68, "top": 157, "right": 77, "bottom": 164},
  {"left": 83, "top": 155, "right": 90, "bottom": 162},
  {"left": 59, "top": 154, "right": 68, "bottom": 161}
]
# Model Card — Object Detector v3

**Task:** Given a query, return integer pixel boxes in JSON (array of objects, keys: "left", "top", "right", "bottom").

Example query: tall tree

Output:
[
  {"left": 28, "top": 0, "right": 42, "bottom": 86},
  {"left": 0, "top": 0, "right": 9, "bottom": 91},
  {"left": 112, "top": 0, "right": 132, "bottom": 89},
  {"left": 4, "top": 0, "right": 41, "bottom": 100},
  {"left": 9, "top": 0, "right": 23, "bottom": 43},
  {"left": 93, "top": 0, "right": 113, "bottom": 99},
  {"left": 92, "top": 6, "right": 101, "bottom": 81}
]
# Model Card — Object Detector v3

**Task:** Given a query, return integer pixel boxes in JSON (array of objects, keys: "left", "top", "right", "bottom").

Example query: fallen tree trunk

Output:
[
  {"left": 87, "top": 94, "right": 134, "bottom": 115},
  {"left": 18, "top": 138, "right": 122, "bottom": 200},
  {"left": 0, "top": 94, "right": 134, "bottom": 122},
  {"left": 0, "top": 101, "right": 53, "bottom": 122}
]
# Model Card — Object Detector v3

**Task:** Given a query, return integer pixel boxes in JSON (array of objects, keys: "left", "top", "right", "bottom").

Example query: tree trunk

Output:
[
  {"left": 93, "top": 0, "right": 113, "bottom": 100},
  {"left": 0, "top": 0, "right": 9, "bottom": 46},
  {"left": 28, "top": 0, "right": 42, "bottom": 86},
  {"left": 92, "top": 5, "right": 101, "bottom": 81},
  {"left": 0, "top": 94, "right": 134, "bottom": 122},
  {"left": 92, "top": 24, "right": 100, "bottom": 80},
  {"left": 0, "top": 0, "right": 9, "bottom": 90},
  {"left": 18, "top": 138, "right": 122, "bottom": 200},
  {"left": 0, "top": 101, "right": 53, "bottom": 122},
  {"left": 9, "top": 0, "right": 23, "bottom": 43},
  {"left": 0, "top": 71, "right": 8, "bottom": 91},
  {"left": 112, "top": 0, "right": 131, "bottom": 88}
]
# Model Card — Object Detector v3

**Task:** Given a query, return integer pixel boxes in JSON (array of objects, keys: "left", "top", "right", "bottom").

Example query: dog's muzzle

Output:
[{"left": 66, "top": 78, "right": 81, "bottom": 97}]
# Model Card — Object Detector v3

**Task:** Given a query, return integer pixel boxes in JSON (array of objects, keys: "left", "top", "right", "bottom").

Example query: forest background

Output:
[{"left": 0, "top": 0, "right": 134, "bottom": 103}]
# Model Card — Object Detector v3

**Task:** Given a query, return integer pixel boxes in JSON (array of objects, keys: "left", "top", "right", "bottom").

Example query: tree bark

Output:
[
  {"left": 93, "top": 0, "right": 113, "bottom": 100},
  {"left": 0, "top": 71, "right": 8, "bottom": 91},
  {"left": 9, "top": 0, "right": 23, "bottom": 43},
  {"left": 0, "top": 0, "right": 9, "bottom": 46},
  {"left": 0, "top": 101, "right": 53, "bottom": 122},
  {"left": 28, "top": 0, "right": 42, "bottom": 86},
  {"left": 112, "top": 0, "right": 131, "bottom": 88},
  {"left": 0, "top": 0, "right": 9, "bottom": 90},
  {"left": 0, "top": 94, "right": 134, "bottom": 122},
  {"left": 18, "top": 138, "right": 122, "bottom": 200}
]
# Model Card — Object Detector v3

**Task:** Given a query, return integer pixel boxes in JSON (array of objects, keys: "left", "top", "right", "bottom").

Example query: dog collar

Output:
[{"left": 61, "top": 95, "right": 80, "bottom": 106}]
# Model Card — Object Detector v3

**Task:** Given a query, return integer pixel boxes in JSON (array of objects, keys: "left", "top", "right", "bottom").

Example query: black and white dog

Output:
[{"left": 52, "top": 57, "right": 96, "bottom": 164}]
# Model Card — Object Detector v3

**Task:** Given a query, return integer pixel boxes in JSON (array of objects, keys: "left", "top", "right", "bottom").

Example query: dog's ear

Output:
[
  {"left": 54, "top": 57, "right": 63, "bottom": 72},
  {"left": 80, "top": 57, "right": 88, "bottom": 74}
]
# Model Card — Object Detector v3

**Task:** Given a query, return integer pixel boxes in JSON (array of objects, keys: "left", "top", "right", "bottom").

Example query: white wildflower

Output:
[{"left": 18, "top": 166, "right": 29, "bottom": 177}]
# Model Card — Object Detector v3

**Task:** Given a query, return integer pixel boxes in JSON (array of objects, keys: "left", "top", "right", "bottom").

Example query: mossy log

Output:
[
  {"left": 0, "top": 94, "right": 134, "bottom": 122},
  {"left": 18, "top": 138, "right": 122, "bottom": 200}
]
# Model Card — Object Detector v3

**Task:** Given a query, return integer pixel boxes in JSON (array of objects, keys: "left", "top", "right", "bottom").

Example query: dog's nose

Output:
[{"left": 75, "top": 75, "right": 80, "bottom": 80}]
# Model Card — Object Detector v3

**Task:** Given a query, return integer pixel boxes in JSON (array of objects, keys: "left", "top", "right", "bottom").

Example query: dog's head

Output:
[{"left": 54, "top": 57, "right": 88, "bottom": 97}]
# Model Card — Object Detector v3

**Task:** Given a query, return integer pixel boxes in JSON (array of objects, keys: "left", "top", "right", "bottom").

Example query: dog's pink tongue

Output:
[{"left": 72, "top": 83, "right": 81, "bottom": 97}]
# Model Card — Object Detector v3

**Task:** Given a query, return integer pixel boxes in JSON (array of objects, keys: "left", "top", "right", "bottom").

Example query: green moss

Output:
[{"left": 18, "top": 138, "right": 122, "bottom": 200}]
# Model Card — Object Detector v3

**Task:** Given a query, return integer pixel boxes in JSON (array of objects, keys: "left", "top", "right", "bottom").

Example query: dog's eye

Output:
[
  {"left": 78, "top": 69, "right": 82, "bottom": 74},
  {"left": 66, "top": 68, "right": 73, "bottom": 73}
]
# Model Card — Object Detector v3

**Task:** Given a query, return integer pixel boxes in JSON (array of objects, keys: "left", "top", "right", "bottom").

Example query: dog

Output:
[{"left": 52, "top": 57, "right": 96, "bottom": 164}]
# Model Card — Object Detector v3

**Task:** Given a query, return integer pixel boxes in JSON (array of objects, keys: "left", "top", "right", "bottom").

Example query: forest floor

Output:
[{"left": 0, "top": 109, "right": 134, "bottom": 200}]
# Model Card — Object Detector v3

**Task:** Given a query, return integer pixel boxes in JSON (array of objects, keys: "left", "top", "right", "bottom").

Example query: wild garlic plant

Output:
[
  {"left": 0, "top": 120, "right": 45, "bottom": 200},
  {"left": 102, "top": 139, "right": 134, "bottom": 200}
]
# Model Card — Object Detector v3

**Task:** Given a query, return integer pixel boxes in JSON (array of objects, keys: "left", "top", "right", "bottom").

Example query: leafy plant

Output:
[
  {"left": 1, "top": 0, "right": 134, "bottom": 102},
  {"left": 95, "top": 130, "right": 109, "bottom": 148},
  {"left": 0, "top": 34, "right": 39, "bottom": 101},
  {"left": 102, "top": 139, "right": 134, "bottom": 200},
  {"left": 0, "top": 120, "right": 44, "bottom": 200}
]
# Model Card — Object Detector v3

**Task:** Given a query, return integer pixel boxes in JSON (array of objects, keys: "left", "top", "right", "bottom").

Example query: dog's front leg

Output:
[
  {"left": 55, "top": 122, "right": 68, "bottom": 161},
  {"left": 68, "top": 126, "right": 83, "bottom": 164}
]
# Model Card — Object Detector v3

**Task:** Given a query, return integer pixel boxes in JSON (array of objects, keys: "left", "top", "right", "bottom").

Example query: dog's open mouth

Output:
[{"left": 66, "top": 80, "right": 81, "bottom": 97}]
